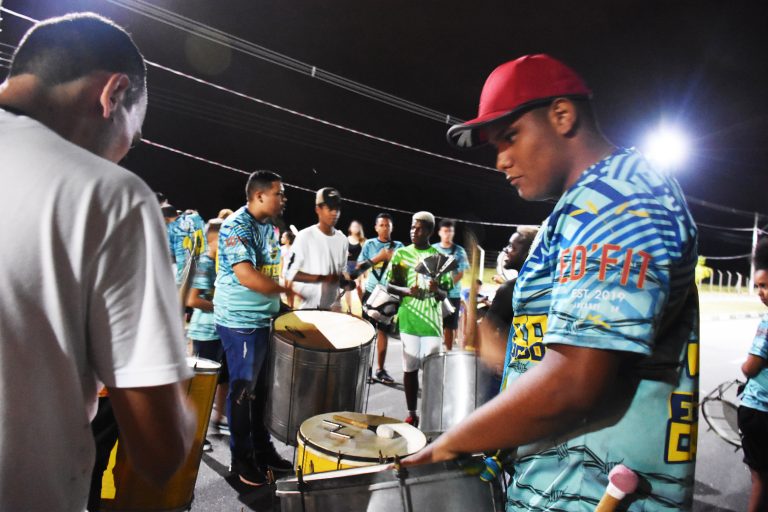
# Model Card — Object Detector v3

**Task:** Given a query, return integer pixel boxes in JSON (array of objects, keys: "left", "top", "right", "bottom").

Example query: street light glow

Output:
[{"left": 642, "top": 124, "right": 690, "bottom": 171}]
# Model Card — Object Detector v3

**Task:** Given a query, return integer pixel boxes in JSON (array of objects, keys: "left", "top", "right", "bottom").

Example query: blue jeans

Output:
[{"left": 216, "top": 325, "right": 272, "bottom": 462}]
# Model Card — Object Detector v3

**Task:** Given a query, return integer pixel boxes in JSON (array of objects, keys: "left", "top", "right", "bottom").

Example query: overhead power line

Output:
[
  {"left": 140, "top": 138, "right": 522, "bottom": 228},
  {"left": 104, "top": 0, "right": 464, "bottom": 125},
  {"left": 1, "top": 6, "right": 766, "bottom": 223}
]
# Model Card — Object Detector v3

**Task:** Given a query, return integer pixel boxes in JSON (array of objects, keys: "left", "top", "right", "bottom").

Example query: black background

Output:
[{"left": 2, "top": 0, "right": 767, "bottom": 274}]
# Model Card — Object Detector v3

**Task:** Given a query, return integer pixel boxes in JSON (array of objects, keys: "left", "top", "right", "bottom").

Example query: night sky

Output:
[{"left": 2, "top": 0, "right": 767, "bottom": 274}]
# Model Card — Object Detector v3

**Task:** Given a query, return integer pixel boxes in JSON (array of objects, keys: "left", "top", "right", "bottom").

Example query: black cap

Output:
[{"left": 315, "top": 187, "right": 342, "bottom": 209}]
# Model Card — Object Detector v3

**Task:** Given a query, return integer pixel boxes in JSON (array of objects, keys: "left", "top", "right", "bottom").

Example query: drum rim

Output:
[
  {"left": 275, "top": 458, "right": 484, "bottom": 492},
  {"left": 298, "top": 430, "right": 405, "bottom": 464},
  {"left": 186, "top": 356, "right": 222, "bottom": 374},
  {"left": 423, "top": 350, "right": 480, "bottom": 362}
]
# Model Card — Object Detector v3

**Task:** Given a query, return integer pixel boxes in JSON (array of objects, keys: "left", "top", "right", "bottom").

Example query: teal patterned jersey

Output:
[
  {"left": 503, "top": 148, "right": 699, "bottom": 511},
  {"left": 740, "top": 314, "right": 768, "bottom": 412},
  {"left": 214, "top": 206, "right": 281, "bottom": 328},
  {"left": 166, "top": 211, "right": 206, "bottom": 285},
  {"left": 187, "top": 254, "right": 218, "bottom": 341}
]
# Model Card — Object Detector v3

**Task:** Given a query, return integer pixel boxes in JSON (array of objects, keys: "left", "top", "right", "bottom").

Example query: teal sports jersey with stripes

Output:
[
  {"left": 214, "top": 206, "right": 281, "bottom": 328},
  {"left": 187, "top": 254, "right": 218, "bottom": 341},
  {"left": 357, "top": 238, "right": 404, "bottom": 292},
  {"left": 740, "top": 315, "right": 768, "bottom": 413},
  {"left": 166, "top": 211, "right": 206, "bottom": 285},
  {"left": 431, "top": 243, "right": 469, "bottom": 298},
  {"left": 503, "top": 148, "right": 699, "bottom": 511}
]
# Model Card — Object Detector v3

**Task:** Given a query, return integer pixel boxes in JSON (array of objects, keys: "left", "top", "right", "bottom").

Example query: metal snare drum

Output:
[
  {"left": 420, "top": 351, "right": 496, "bottom": 439},
  {"left": 266, "top": 310, "right": 376, "bottom": 445},
  {"left": 276, "top": 458, "right": 505, "bottom": 512},
  {"left": 296, "top": 411, "right": 426, "bottom": 475}
]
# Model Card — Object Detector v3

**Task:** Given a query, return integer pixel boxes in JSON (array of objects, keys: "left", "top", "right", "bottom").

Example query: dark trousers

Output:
[{"left": 217, "top": 325, "right": 272, "bottom": 462}]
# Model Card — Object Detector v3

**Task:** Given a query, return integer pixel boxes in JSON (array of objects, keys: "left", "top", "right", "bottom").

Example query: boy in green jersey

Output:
[{"left": 387, "top": 211, "right": 452, "bottom": 426}]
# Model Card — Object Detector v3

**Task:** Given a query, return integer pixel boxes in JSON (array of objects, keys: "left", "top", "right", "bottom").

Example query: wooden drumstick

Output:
[
  {"left": 595, "top": 464, "right": 639, "bottom": 512},
  {"left": 332, "top": 414, "right": 376, "bottom": 432},
  {"left": 464, "top": 230, "right": 480, "bottom": 349}
]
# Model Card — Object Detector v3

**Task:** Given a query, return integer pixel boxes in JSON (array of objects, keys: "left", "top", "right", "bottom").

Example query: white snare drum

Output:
[
  {"left": 363, "top": 284, "right": 400, "bottom": 325},
  {"left": 296, "top": 411, "right": 426, "bottom": 475}
]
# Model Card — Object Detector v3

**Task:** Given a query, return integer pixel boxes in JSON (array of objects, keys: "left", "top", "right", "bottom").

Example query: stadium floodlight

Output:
[{"left": 641, "top": 124, "right": 690, "bottom": 171}]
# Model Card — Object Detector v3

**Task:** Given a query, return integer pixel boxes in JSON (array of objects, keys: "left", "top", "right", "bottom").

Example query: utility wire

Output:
[
  {"left": 104, "top": 0, "right": 463, "bottom": 125},
  {"left": 2, "top": 6, "right": 766, "bottom": 223},
  {"left": 140, "top": 138, "right": 522, "bottom": 227}
]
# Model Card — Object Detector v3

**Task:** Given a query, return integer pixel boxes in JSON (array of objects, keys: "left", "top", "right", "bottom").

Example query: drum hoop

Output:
[
  {"left": 186, "top": 356, "right": 222, "bottom": 375},
  {"left": 298, "top": 432, "right": 398, "bottom": 464}
]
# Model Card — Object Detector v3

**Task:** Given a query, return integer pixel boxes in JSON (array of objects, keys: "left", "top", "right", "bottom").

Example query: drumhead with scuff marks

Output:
[
  {"left": 299, "top": 411, "right": 425, "bottom": 462},
  {"left": 274, "top": 310, "right": 376, "bottom": 350}
]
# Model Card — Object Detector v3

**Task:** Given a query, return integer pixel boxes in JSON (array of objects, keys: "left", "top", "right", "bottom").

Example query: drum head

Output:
[
  {"left": 299, "top": 412, "right": 426, "bottom": 464},
  {"left": 274, "top": 311, "right": 375, "bottom": 350}
]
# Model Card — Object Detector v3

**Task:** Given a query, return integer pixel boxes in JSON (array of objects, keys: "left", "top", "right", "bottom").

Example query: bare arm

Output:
[
  {"left": 743, "top": 354, "right": 766, "bottom": 378},
  {"left": 404, "top": 343, "right": 625, "bottom": 464},
  {"left": 452, "top": 270, "right": 464, "bottom": 286},
  {"left": 185, "top": 287, "right": 213, "bottom": 311},
  {"left": 107, "top": 382, "right": 196, "bottom": 483}
]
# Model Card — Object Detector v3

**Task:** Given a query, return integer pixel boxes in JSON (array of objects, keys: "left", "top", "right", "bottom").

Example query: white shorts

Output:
[{"left": 400, "top": 333, "right": 442, "bottom": 372}]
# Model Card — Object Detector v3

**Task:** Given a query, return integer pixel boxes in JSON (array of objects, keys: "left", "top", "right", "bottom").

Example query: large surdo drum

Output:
[
  {"left": 420, "top": 351, "right": 497, "bottom": 439},
  {"left": 265, "top": 310, "right": 375, "bottom": 445}
]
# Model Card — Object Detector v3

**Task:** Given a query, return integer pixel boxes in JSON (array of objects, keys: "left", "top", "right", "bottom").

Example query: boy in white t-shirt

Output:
[{"left": 286, "top": 187, "right": 349, "bottom": 310}]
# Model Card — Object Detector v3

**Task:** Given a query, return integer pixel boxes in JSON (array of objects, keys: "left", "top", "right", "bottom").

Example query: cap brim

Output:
[
  {"left": 446, "top": 110, "right": 517, "bottom": 149},
  {"left": 447, "top": 95, "right": 588, "bottom": 149}
]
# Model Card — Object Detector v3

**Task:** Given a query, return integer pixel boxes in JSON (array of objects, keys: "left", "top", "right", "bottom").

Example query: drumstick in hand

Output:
[
  {"left": 595, "top": 464, "right": 639, "bottom": 512},
  {"left": 464, "top": 229, "right": 480, "bottom": 349}
]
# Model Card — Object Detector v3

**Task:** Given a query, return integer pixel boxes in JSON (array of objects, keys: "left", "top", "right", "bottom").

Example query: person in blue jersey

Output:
[
  {"left": 187, "top": 218, "right": 229, "bottom": 447},
  {"left": 164, "top": 206, "right": 207, "bottom": 286},
  {"left": 433, "top": 218, "right": 470, "bottom": 351},
  {"left": 356, "top": 213, "right": 405, "bottom": 384},
  {"left": 214, "top": 170, "right": 297, "bottom": 486},
  {"left": 738, "top": 238, "right": 768, "bottom": 512},
  {"left": 404, "top": 54, "right": 699, "bottom": 511}
]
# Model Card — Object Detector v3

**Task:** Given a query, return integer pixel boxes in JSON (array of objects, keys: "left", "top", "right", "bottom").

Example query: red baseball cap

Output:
[{"left": 447, "top": 54, "right": 592, "bottom": 149}]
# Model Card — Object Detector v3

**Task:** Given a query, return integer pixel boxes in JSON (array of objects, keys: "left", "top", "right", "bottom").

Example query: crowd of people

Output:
[{"left": 3, "top": 10, "right": 765, "bottom": 512}]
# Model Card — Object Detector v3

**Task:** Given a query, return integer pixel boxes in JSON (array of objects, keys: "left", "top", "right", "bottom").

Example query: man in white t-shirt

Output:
[
  {"left": 286, "top": 187, "right": 349, "bottom": 310},
  {"left": 0, "top": 13, "right": 195, "bottom": 512}
]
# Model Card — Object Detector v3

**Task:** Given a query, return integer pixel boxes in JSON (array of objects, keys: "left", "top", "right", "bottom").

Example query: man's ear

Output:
[
  {"left": 98, "top": 73, "right": 131, "bottom": 120},
  {"left": 548, "top": 98, "right": 578, "bottom": 137}
]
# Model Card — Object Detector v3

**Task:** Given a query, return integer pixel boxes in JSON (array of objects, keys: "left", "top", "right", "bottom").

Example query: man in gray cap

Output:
[{"left": 286, "top": 187, "right": 349, "bottom": 310}]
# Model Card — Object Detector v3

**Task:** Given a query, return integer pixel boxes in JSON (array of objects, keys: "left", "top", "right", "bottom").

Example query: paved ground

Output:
[{"left": 182, "top": 301, "right": 761, "bottom": 511}]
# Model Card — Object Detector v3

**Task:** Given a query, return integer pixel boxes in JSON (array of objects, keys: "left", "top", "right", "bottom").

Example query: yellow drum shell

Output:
[{"left": 100, "top": 357, "right": 220, "bottom": 512}]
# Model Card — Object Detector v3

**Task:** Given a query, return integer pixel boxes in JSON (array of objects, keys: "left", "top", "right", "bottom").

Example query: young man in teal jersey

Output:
[
  {"left": 214, "top": 170, "right": 297, "bottom": 486},
  {"left": 187, "top": 218, "right": 229, "bottom": 446},
  {"left": 432, "top": 218, "right": 469, "bottom": 350},
  {"left": 357, "top": 212, "right": 404, "bottom": 384},
  {"left": 387, "top": 211, "right": 452, "bottom": 426},
  {"left": 738, "top": 238, "right": 768, "bottom": 512},
  {"left": 404, "top": 55, "right": 699, "bottom": 511},
  {"left": 164, "top": 205, "right": 207, "bottom": 285}
]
